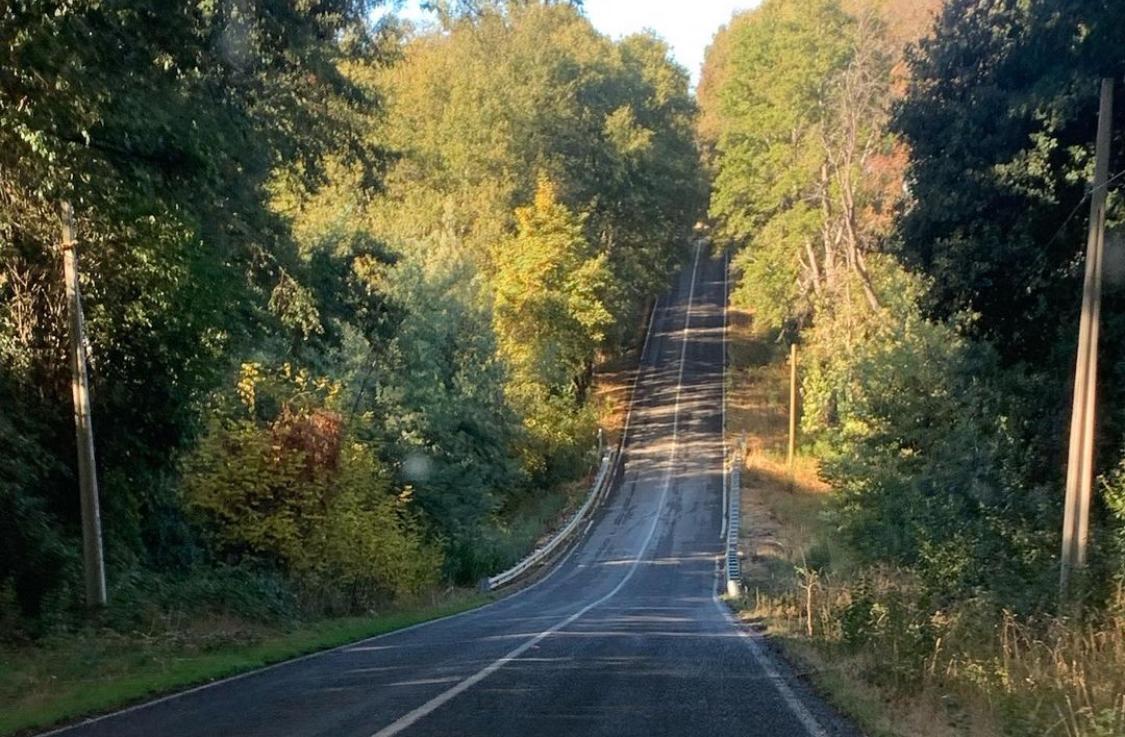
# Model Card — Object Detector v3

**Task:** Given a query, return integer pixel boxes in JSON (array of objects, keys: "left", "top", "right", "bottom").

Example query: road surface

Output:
[{"left": 46, "top": 244, "right": 853, "bottom": 737}]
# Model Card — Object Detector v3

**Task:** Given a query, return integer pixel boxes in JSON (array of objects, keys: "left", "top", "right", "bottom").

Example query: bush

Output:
[
  {"left": 102, "top": 564, "right": 300, "bottom": 631},
  {"left": 0, "top": 402, "right": 69, "bottom": 627},
  {"left": 184, "top": 363, "right": 441, "bottom": 610},
  {"left": 800, "top": 263, "right": 1058, "bottom": 607}
]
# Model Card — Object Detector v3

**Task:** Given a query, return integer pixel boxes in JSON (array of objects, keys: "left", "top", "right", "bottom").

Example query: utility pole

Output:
[
  {"left": 788, "top": 342, "right": 798, "bottom": 471},
  {"left": 1060, "top": 78, "right": 1114, "bottom": 597},
  {"left": 60, "top": 200, "right": 107, "bottom": 608}
]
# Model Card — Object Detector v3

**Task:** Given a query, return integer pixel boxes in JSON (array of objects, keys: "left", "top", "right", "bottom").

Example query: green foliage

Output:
[
  {"left": 0, "top": 396, "right": 69, "bottom": 622},
  {"left": 801, "top": 261, "right": 1058, "bottom": 606},
  {"left": 373, "top": 2, "right": 703, "bottom": 324},
  {"left": 709, "top": 0, "right": 854, "bottom": 245},
  {"left": 494, "top": 178, "right": 612, "bottom": 477},
  {"left": 894, "top": 0, "right": 1125, "bottom": 361},
  {"left": 0, "top": 0, "right": 398, "bottom": 618},
  {"left": 360, "top": 2, "right": 703, "bottom": 560},
  {"left": 0, "top": 0, "right": 701, "bottom": 630},
  {"left": 707, "top": 0, "right": 1125, "bottom": 614},
  {"left": 1097, "top": 462, "right": 1125, "bottom": 591},
  {"left": 184, "top": 363, "right": 440, "bottom": 605},
  {"left": 372, "top": 238, "right": 522, "bottom": 581},
  {"left": 889, "top": 0, "right": 1125, "bottom": 601},
  {"left": 705, "top": 0, "right": 899, "bottom": 331}
]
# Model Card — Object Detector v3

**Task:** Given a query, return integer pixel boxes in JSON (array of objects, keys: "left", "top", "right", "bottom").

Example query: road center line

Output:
[{"left": 369, "top": 241, "right": 705, "bottom": 737}]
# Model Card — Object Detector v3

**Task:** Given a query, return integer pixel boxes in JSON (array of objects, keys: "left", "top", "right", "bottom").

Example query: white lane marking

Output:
[
  {"left": 711, "top": 588, "right": 829, "bottom": 737},
  {"left": 710, "top": 257, "right": 828, "bottom": 737},
  {"left": 369, "top": 242, "right": 705, "bottom": 737},
  {"left": 37, "top": 257, "right": 693, "bottom": 737},
  {"left": 42, "top": 525, "right": 617, "bottom": 737},
  {"left": 33, "top": 252, "right": 682, "bottom": 737}
]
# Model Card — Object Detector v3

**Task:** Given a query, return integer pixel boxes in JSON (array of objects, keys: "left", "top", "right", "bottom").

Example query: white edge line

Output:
[
  {"left": 40, "top": 451, "right": 610, "bottom": 737},
  {"left": 37, "top": 250, "right": 678, "bottom": 737},
  {"left": 711, "top": 243, "right": 828, "bottom": 737},
  {"left": 711, "top": 585, "right": 829, "bottom": 737},
  {"left": 369, "top": 241, "right": 705, "bottom": 737}
]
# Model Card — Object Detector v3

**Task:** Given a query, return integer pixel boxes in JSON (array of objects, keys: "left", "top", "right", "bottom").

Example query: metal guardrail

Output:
[
  {"left": 484, "top": 449, "right": 616, "bottom": 591},
  {"left": 482, "top": 296, "right": 658, "bottom": 593},
  {"left": 725, "top": 442, "right": 743, "bottom": 597}
]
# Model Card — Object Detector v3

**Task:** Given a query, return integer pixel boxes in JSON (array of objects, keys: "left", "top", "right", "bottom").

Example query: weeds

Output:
[
  {"left": 745, "top": 561, "right": 1125, "bottom": 737},
  {"left": 727, "top": 309, "right": 1125, "bottom": 737}
]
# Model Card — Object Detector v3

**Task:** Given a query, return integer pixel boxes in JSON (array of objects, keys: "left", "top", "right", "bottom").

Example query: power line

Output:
[{"left": 1043, "top": 167, "right": 1125, "bottom": 254}]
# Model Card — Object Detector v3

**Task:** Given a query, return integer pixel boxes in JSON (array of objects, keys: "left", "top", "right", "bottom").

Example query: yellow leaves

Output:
[
  {"left": 236, "top": 362, "right": 342, "bottom": 415},
  {"left": 236, "top": 362, "right": 263, "bottom": 411},
  {"left": 491, "top": 179, "right": 612, "bottom": 474},
  {"left": 185, "top": 367, "right": 442, "bottom": 599},
  {"left": 532, "top": 174, "right": 559, "bottom": 214}
]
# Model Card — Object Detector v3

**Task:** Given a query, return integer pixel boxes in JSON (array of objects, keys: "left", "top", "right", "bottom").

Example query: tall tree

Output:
[
  {"left": 0, "top": 0, "right": 390, "bottom": 613},
  {"left": 894, "top": 0, "right": 1125, "bottom": 362},
  {"left": 705, "top": 0, "right": 899, "bottom": 329}
]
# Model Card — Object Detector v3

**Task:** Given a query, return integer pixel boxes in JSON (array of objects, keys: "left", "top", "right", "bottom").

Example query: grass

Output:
[
  {"left": 725, "top": 307, "right": 1125, "bottom": 737},
  {"left": 725, "top": 306, "right": 998, "bottom": 736},
  {"left": 0, "top": 300, "right": 658, "bottom": 737},
  {"left": 0, "top": 312, "right": 654, "bottom": 737},
  {"left": 0, "top": 591, "right": 489, "bottom": 736}
]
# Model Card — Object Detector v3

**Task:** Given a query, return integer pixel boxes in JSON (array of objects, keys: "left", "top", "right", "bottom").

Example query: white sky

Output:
[
  {"left": 376, "top": 1, "right": 762, "bottom": 86},
  {"left": 583, "top": 1, "right": 760, "bottom": 85}
]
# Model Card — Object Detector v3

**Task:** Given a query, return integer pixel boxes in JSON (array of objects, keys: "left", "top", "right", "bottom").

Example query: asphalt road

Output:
[{"left": 46, "top": 244, "right": 855, "bottom": 737}]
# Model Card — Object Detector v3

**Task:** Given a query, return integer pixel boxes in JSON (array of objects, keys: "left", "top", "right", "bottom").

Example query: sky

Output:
[
  {"left": 376, "top": 1, "right": 762, "bottom": 86},
  {"left": 583, "top": 0, "right": 759, "bottom": 85}
]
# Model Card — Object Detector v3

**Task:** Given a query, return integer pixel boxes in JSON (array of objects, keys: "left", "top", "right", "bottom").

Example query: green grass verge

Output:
[{"left": 0, "top": 593, "right": 490, "bottom": 737}]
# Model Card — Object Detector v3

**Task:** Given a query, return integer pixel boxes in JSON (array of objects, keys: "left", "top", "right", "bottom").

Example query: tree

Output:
[
  {"left": 493, "top": 177, "right": 612, "bottom": 477},
  {"left": 894, "top": 0, "right": 1125, "bottom": 363},
  {"left": 184, "top": 363, "right": 440, "bottom": 606},
  {"left": 706, "top": 0, "right": 896, "bottom": 330},
  {"left": 373, "top": 2, "right": 701, "bottom": 327},
  {"left": 0, "top": 0, "right": 392, "bottom": 615}
]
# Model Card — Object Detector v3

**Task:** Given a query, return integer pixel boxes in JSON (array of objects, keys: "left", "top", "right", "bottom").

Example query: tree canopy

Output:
[{"left": 0, "top": 0, "right": 703, "bottom": 623}]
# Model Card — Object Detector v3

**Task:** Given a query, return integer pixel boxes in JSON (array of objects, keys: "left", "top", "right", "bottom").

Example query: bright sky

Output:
[
  {"left": 583, "top": 0, "right": 760, "bottom": 85},
  {"left": 376, "top": 1, "right": 762, "bottom": 86}
]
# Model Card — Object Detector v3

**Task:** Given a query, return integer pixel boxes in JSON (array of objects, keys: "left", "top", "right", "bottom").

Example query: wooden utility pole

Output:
[
  {"left": 1060, "top": 79, "right": 1114, "bottom": 597},
  {"left": 788, "top": 342, "right": 798, "bottom": 471},
  {"left": 60, "top": 201, "right": 107, "bottom": 608}
]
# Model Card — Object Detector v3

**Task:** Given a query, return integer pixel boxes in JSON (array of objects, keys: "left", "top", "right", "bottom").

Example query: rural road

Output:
[{"left": 45, "top": 244, "right": 854, "bottom": 737}]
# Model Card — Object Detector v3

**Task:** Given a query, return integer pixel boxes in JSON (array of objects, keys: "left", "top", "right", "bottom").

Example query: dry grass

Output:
[
  {"left": 593, "top": 353, "right": 632, "bottom": 449},
  {"left": 593, "top": 300, "right": 656, "bottom": 448},
  {"left": 744, "top": 566, "right": 1125, "bottom": 737},
  {"left": 726, "top": 308, "right": 1125, "bottom": 737}
]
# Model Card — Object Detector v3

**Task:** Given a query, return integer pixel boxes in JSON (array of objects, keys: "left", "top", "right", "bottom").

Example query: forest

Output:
[
  {"left": 3, "top": 0, "right": 1125, "bottom": 735},
  {"left": 701, "top": 0, "right": 1125, "bottom": 733},
  {"left": 0, "top": 0, "right": 703, "bottom": 629}
]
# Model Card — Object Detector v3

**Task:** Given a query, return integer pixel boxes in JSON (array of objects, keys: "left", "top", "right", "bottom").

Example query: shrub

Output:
[
  {"left": 184, "top": 363, "right": 441, "bottom": 610},
  {"left": 801, "top": 262, "right": 1057, "bottom": 606}
]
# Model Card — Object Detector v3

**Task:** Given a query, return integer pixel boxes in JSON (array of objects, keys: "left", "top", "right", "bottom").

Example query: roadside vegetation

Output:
[
  {"left": 705, "top": 1, "right": 1125, "bottom": 736},
  {"left": 0, "top": 592, "right": 487, "bottom": 736},
  {"left": 0, "top": 1, "right": 703, "bottom": 730}
]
